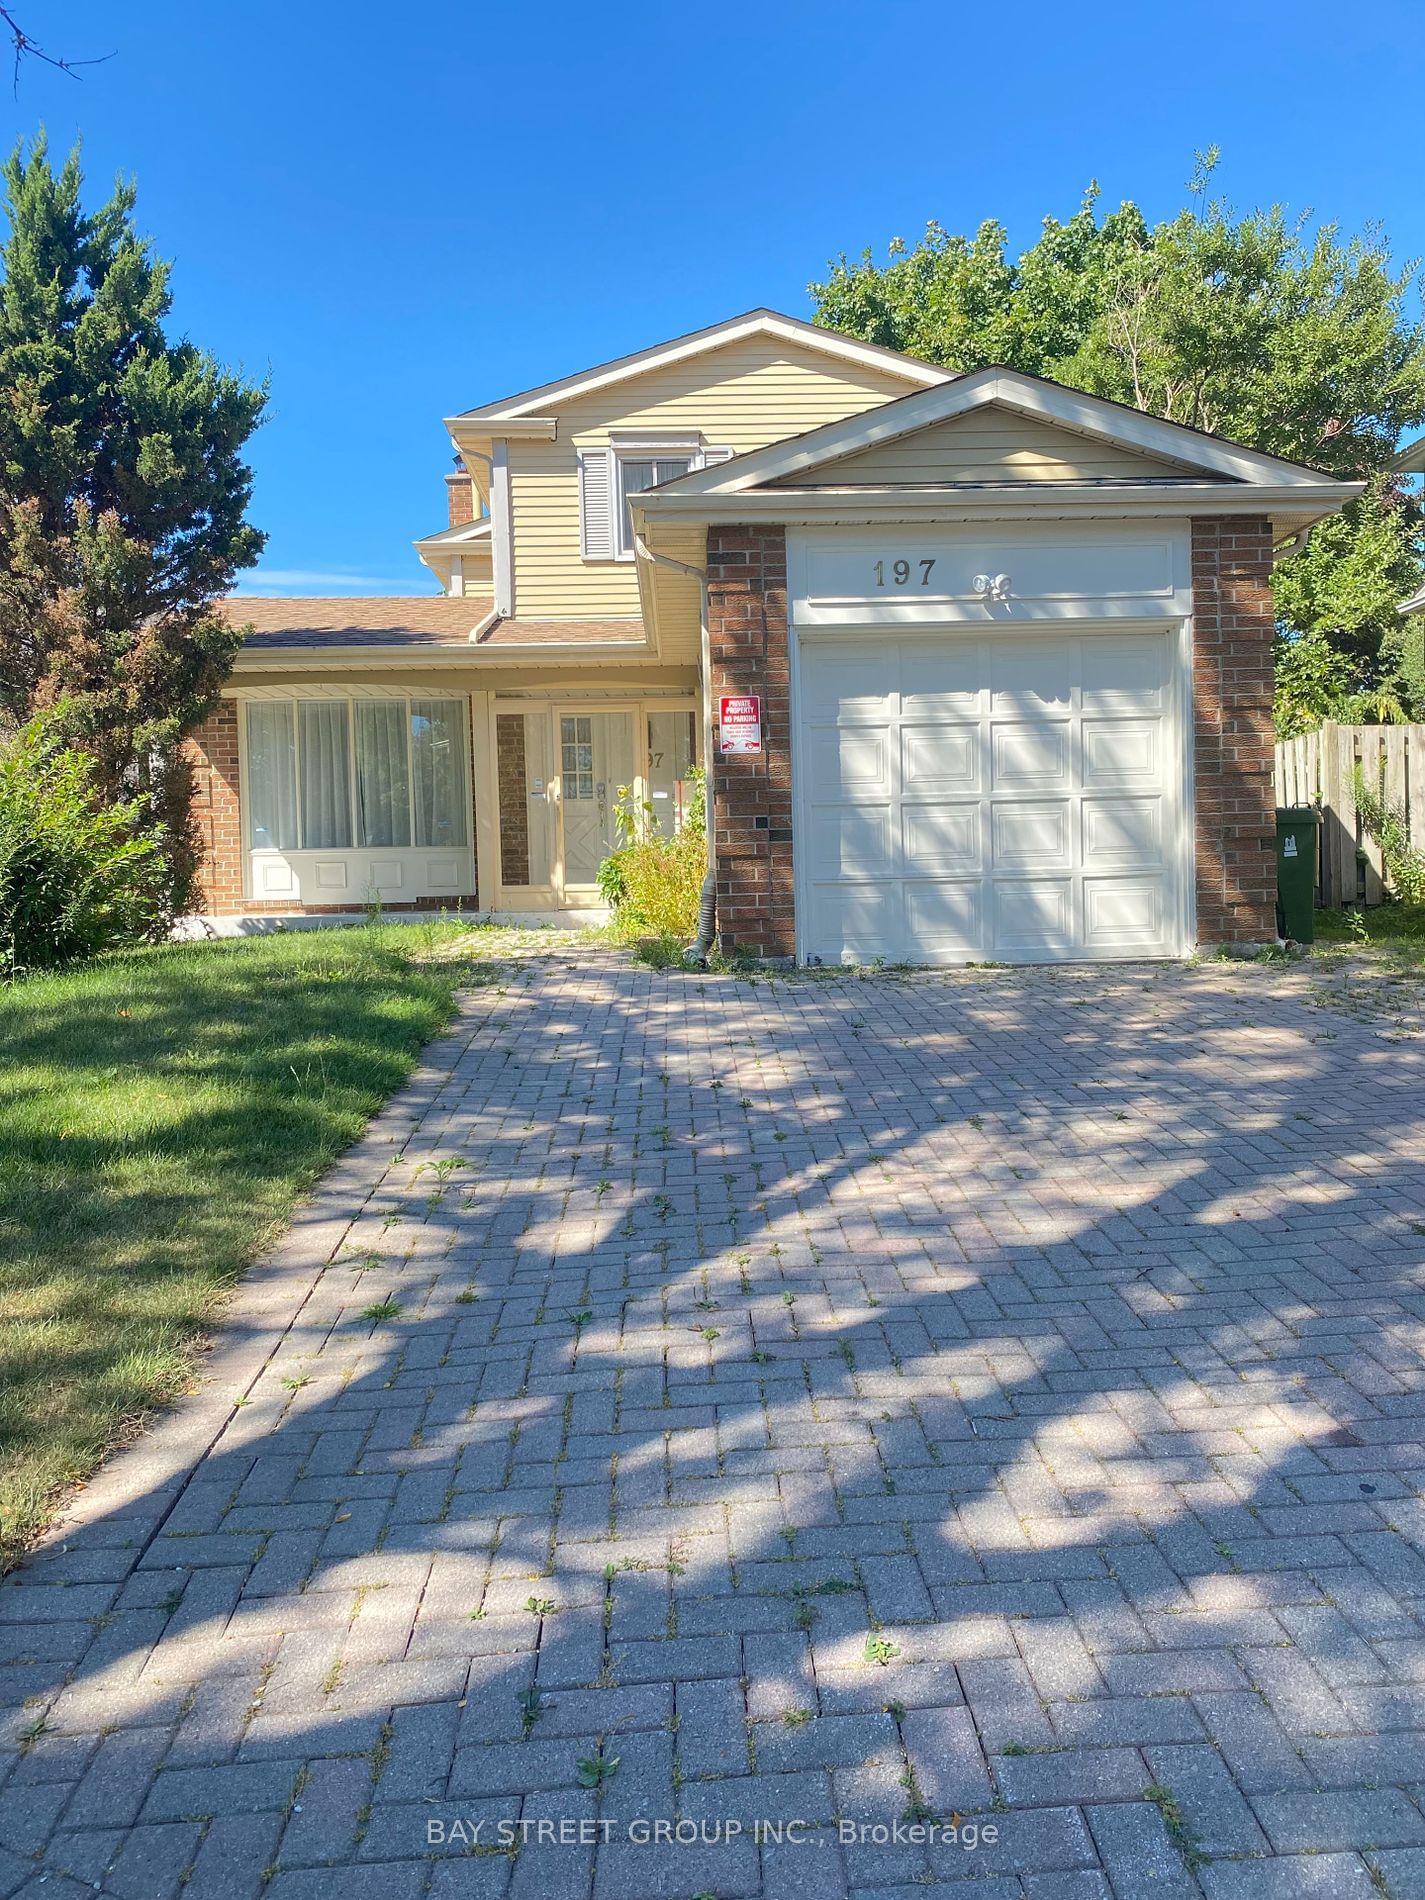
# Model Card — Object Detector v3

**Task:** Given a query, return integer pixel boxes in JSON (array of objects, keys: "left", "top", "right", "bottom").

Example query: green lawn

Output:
[
  {"left": 1314, "top": 902, "right": 1425, "bottom": 961},
  {"left": 0, "top": 921, "right": 499, "bottom": 1569}
]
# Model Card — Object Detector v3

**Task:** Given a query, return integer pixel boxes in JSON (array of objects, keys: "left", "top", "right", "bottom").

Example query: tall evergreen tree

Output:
[
  {"left": 811, "top": 164, "right": 1425, "bottom": 733},
  {"left": 0, "top": 135, "right": 266, "bottom": 913}
]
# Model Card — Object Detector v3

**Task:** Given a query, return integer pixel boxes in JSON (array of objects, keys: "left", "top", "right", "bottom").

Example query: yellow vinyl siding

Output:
[
  {"left": 508, "top": 337, "right": 920, "bottom": 620},
  {"left": 642, "top": 522, "right": 708, "bottom": 666},
  {"left": 789, "top": 408, "right": 1190, "bottom": 486}
]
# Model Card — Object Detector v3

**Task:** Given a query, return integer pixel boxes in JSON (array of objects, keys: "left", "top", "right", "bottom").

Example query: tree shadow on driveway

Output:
[{"left": 3, "top": 954, "right": 1425, "bottom": 1900}]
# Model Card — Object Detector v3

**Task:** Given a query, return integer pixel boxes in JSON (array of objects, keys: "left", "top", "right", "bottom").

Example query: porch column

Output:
[{"left": 470, "top": 689, "right": 500, "bottom": 912}]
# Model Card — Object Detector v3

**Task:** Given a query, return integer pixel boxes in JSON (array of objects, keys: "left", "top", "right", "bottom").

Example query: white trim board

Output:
[{"left": 453, "top": 309, "right": 952, "bottom": 423}]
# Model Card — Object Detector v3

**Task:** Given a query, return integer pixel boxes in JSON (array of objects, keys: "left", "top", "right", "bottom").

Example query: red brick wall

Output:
[
  {"left": 495, "top": 712, "right": 530, "bottom": 886},
  {"left": 1190, "top": 516, "right": 1278, "bottom": 944},
  {"left": 706, "top": 525, "right": 795, "bottom": 959},
  {"left": 446, "top": 472, "right": 474, "bottom": 528},
  {"left": 186, "top": 700, "right": 244, "bottom": 914}
]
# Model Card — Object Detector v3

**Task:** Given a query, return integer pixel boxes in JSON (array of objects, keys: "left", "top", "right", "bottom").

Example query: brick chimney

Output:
[{"left": 445, "top": 452, "right": 474, "bottom": 528}]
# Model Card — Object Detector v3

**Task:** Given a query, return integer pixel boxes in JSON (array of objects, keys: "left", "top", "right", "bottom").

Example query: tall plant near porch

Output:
[{"left": 0, "top": 136, "right": 266, "bottom": 920}]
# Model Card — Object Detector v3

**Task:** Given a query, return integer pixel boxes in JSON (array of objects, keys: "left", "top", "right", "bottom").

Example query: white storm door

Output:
[{"left": 557, "top": 711, "right": 634, "bottom": 890}]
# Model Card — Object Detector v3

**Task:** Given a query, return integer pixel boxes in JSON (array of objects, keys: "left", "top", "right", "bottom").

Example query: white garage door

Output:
[{"left": 797, "top": 629, "right": 1185, "bottom": 965}]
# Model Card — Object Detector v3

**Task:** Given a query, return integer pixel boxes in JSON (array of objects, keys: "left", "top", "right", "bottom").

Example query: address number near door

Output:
[{"left": 873, "top": 557, "right": 937, "bottom": 587}]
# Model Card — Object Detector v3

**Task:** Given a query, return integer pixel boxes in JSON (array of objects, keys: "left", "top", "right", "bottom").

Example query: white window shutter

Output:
[
  {"left": 699, "top": 446, "right": 735, "bottom": 468},
  {"left": 579, "top": 447, "right": 615, "bottom": 559}
]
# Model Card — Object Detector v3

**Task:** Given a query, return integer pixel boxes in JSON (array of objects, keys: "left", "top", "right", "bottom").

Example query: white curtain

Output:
[
  {"left": 245, "top": 703, "right": 297, "bottom": 850},
  {"left": 354, "top": 701, "right": 411, "bottom": 847},
  {"left": 298, "top": 701, "right": 351, "bottom": 849},
  {"left": 411, "top": 699, "right": 468, "bottom": 847}
]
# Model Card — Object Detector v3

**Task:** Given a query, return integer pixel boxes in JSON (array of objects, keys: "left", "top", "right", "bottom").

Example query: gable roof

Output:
[
  {"left": 454, "top": 309, "right": 952, "bottom": 423},
  {"left": 627, "top": 368, "right": 1363, "bottom": 541},
  {"left": 649, "top": 367, "right": 1348, "bottom": 498}
]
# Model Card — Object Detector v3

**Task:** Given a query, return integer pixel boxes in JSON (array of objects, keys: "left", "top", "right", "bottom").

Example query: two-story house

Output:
[{"left": 194, "top": 308, "right": 1359, "bottom": 964}]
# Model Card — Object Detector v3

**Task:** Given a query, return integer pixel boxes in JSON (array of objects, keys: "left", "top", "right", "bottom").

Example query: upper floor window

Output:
[
  {"left": 617, "top": 454, "right": 694, "bottom": 558},
  {"left": 578, "top": 439, "right": 733, "bottom": 561}
]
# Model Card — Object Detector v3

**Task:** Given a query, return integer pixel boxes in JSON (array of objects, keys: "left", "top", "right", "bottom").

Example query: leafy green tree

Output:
[
  {"left": 1273, "top": 480, "right": 1425, "bottom": 732},
  {"left": 811, "top": 162, "right": 1425, "bottom": 730},
  {"left": 0, "top": 135, "right": 266, "bottom": 918}
]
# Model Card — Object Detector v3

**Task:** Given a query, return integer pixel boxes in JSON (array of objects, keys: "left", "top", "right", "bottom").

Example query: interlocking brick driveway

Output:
[{"left": 4, "top": 951, "right": 1425, "bottom": 1900}]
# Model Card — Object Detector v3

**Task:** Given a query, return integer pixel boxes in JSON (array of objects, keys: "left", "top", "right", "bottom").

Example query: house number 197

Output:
[{"left": 873, "top": 558, "right": 936, "bottom": 587}]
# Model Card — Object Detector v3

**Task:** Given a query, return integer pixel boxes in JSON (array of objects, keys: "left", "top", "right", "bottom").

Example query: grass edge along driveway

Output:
[{"left": 0, "top": 921, "right": 515, "bottom": 1570}]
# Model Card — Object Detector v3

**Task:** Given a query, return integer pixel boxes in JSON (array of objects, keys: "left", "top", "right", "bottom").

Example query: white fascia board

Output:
[
  {"left": 468, "top": 640, "right": 654, "bottom": 654},
  {"left": 1400, "top": 583, "right": 1425, "bottom": 615},
  {"left": 1395, "top": 434, "right": 1425, "bottom": 473},
  {"left": 655, "top": 369, "right": 1346, "bottom": 498},
  {"left": 630, "top": 479, "right": 1364, "bottom": 528},
  {"left": 446, "top": 416, "right": 558, "bottom": 441},
  {"left": 457, "top": 312, "right": 951, "bottom": 423},
  {"left": 231, "top": 640, "right": 656, "bottom": 672}
]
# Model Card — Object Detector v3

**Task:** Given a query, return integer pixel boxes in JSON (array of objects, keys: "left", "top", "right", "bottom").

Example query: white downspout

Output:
[{"left": 635, "top": 531, "right": 717, "bottom": 961}]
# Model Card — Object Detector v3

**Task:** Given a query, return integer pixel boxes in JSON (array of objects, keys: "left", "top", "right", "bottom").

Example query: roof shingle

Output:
[
  {"left": 221, "top": 597, "right": 648, "bottom": 651},
  {"left": 222, "top": 596, "right": 493, "bottom": 647}
]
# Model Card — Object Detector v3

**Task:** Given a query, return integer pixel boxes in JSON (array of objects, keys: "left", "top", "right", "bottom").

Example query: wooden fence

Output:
[{"left": 1274, "top": 722, "right": 1425, "bottom": 908}]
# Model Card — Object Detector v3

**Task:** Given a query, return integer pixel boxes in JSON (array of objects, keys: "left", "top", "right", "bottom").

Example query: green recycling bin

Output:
[{"left": 1275, "top": 807, "right": 1320, "bottom": 943}]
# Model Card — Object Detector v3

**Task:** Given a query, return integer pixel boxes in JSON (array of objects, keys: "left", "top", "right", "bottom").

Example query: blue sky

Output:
[{"left": 10, "top": 0, "right": 1423, "bottom": 596}]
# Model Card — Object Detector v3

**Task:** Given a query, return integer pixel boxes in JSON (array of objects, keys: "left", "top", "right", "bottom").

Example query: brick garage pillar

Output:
[
  {"left": 1191, "top": 516, "right": 1277, "bottom": 945},
  {"left": 184, "top": 699, "right": 243, "bottom": 915},
  {"left": 706, "top": 525, "right": 795, "bottom": 958}
]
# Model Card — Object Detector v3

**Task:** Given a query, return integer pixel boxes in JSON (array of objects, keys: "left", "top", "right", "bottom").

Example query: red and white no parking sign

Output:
[{"left": 718, "top": 695, "right": 762, "bottom": 755}]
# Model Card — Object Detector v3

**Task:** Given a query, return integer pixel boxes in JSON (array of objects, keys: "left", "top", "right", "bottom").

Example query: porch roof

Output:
[
  {"left": 222, "top": 597, "right": 653, "bottom": 662},
  {"left": 223, "top": 596, "right": 495, "bottom": 647}
]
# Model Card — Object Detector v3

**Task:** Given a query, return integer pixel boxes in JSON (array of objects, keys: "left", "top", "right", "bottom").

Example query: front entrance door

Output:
[{"left": 557, "top": 710, "right": 635, "bottom": 892}]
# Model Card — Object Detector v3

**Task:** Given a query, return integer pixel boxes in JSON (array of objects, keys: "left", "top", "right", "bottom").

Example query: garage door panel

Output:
[
  {"left": 1080, "top": 635, "right": 1168, "bottom": 711},
  {"left": 903, "top": 802, "right": 981, "bottom": 873},
  {"left": 991, "top": 721, "right": 1071, "bottom": 791},
  {"left": 993, "top": 879, "right": 1073, "bottom": 954},
  {"left": 905, "top": 881, "right": 983, "bottom": 958},
  {"left": 808, "top": 804, "right": 894, "bottom": 878},
  {"left": 990, "top": 640, "right": 1073, "bottom": 713},
  {"left": 810, "top": 881, "right": 903, "bottom": 964},
  {"left": 992, "top": 801, "right": 1072, "bottom": 869},
  {"left": 1083, "top": 876, "right": 1167, "bottom": 950},
  {"left": 807, "top": 726, "right": 892, "bottom": 799},
  {"left": 900, "top": 645, "right": 982, "bottom": 715},
  {"left": 1082, "top": 796, "right": 1163, "bottom": 868},
  {"left": 801, "top": 652, "right": 894, "bottom": 721},
  {"left": 903, "top": 723, "right": 979, "bottom": 794},
  {"left": 1082, "top": 719, "right": 1159, "bottom": 786}
]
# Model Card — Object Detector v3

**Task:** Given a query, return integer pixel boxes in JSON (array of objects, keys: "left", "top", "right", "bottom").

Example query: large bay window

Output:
[{"left": 245, "top": 696, "right": 469, "bottom": 852}]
